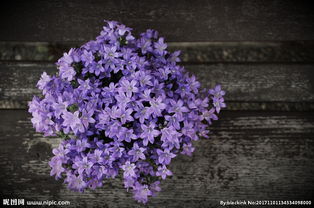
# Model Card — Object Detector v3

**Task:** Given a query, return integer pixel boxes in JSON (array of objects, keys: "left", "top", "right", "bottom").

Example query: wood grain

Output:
[
  {"left": 1, "top": 41, "right": 314, "bottom": 63},
  {"left": 0, "top": 1, "right": 313, "bottom": 207},
  {"left": 1, "top": 0, "right": 313, "bottom": 42},
  {"left": 0, "top": 110, "right": 313, "bottom": 207},
  {"left": 1, "top": 62, "right": 313, "bottom": 109}
]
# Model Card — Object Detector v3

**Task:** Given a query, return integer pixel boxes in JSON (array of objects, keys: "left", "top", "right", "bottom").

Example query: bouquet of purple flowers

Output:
[{"left": 28, "top": 20, "right": 225, "bottom": 204}]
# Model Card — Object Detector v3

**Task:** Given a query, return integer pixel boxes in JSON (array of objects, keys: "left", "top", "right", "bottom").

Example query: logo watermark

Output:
[
  {"left": 3, "top": 199, "right": 70, "bottom": 206},
  {"left": 220, "top": 200, "right": 312, "bottom": 206}
]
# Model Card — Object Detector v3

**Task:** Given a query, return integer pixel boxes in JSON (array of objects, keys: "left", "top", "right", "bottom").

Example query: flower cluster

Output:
[{"left": 28, "top": 20, "right": 225, "bottom": 204}]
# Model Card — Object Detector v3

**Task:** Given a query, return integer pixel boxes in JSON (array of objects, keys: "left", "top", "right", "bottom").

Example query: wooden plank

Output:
[
  {"left": 191, "top": 64, "right": 314, "bottom": 103},
  {"left": 0, "top": 63, "right": 55, "bottom": 109},
  {"left": 2, "top": 100, "right": 314, "bottom": 112},
  {"left": 1, "top": 41, "right": 314, "bottom": 63},
  {"left": 0, "top": 0, "right": 314, "bottom": 42},
  {"left": 0, "top": 110, "right": 313, "bottom": 207},
  {"left": 0, "top": 62, "right": 314, "bottom": 109}
]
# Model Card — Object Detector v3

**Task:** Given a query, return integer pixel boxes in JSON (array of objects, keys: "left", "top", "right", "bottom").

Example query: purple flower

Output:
[
  {"left": 128, "top": 143, "right": 146, "bottom": 162},
  {"left": 52, "top": 98, "right": 69, "bottom": 119},
  {"left": 134, "top": 106, "right": 150, "bottom": 124},
  {"left": 156, "top": 148, "right": 176, "bottom": 165},
  {"left": 62, "top": 111, "right": 84, "bottom": 134},
  {"left": 187, "top": 75, "right": 200, "bottom": 93},
  {"left": 52, "top": 144, "right": 69, "bottom": 160},
  {"left": 101, "top": 149, "right": 114, "bottom": 166},
  {"left": 181, "top": 143, "right": 195, "bottom": 156},
  {"left": 115, "top": 91, "right": 131, "bottom": 107},
  {"left": 60, "top": 65, "right": 76, "bottom": 81},
  {"left": 118, "top": 128, "right": 137, "bottom": 142},
  {"left": 201, "top": 108, "right": 218, "bottom": 124},
  {"left": 169, "top": 99, "right": 189, "bottom": 120},
  {"left": 74, "top": 138, "right": 91, "bottom": 152},
  {"left": 109, "top": 142, "right": 124, "bottom": 158},
  {"left": 133, "top": 183, "right": 152, "bottom": 204},
  {"left": 104, "top": 46, "right": 119, "bottom": 60},
  {"left": 137, "top": 37, "right": 152, "bottom": 54},
  {"left": 213, "top": 97, "right": 226, "bottom": 113},
  {"left": 81, "top": 109, "right": 96, "bottom": 129},
  {"left": 120, "top": 79, "right": 138, "bottom": 97},
  {"left": 49, "top": 157, "right": 65, "bottom": 179},
  {"left": 90, "top": 149, "right": 104, "bottom": 164},
  {"left": 30, "top": 108, "right": 54, "bottom": 136},
  {"left": 156, "top": 165, "right": 172, "bottom": 180},
  {"left": 90, "top": 60, "right": 106, "bottom": 76},
  {"left": 81, "top": 50, "right": 94, "bottom": 66},
  {"left": 118, "top": 108, "right": 134, "bottom": 124},
  {"left": 160, "top": 126, "right": 181, "bottom": 149},
  {"left": 121, "top": 161, "right": 136, "bottom": 177},
  {"left": 37, "top": 72, "right": 51, "bottom": 91},
  {"left": 181, "top": 121, "right": 197, "bottom": 140},
  {"left": 97, "top": 109, "right": 110, "bottom": 126},
  {"left": 169, "top": 50, "right": 181, "bottom": 64},
  {"left": 148, "top": 96, "right": 166, "bottom": 117},
  {"left": 136, "top": 71, "right": 153, "bottom": 87},
  {"left": 140, "top": 122, "right": 160, "bottom": 146},
  {"left": 106, "top": 120, "right": 121, "bottom": 138},
  {"left": 150, "top": 181, "right": 161, "bottom": 197},
  {"left": 117, "top": 24, "right": 128, "bottom": 36},
  {"left": 165, "top": 115, "right": 181, "bottom": 130},
  {"left": 124, "top": 176, "right": 136, "bottom": 191},
  {"left": 154, "top": 37, "right": 167, "bottom": 55},
  {"left": 29, "top": 20, "right": 225, "bottom": 204},
  {"left": 157, "top": 67, "right": 171, "bottom": 80},
  {"left": 209, "top": 85, "right": 226, "bottom": 98},
  {"left": 58, "top": 50, "right": 76, "bottom": 81},
  {"left": 66, "top": 173, "right": 86, "bottom": 192},
  {"left": 78, "top": 79, "right": 92, "bottom": 92},
  {"left": 73, "top": 156, "right": 94, "bottom": 175}
]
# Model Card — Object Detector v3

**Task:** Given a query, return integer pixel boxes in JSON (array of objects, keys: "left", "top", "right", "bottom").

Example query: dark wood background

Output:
[{"left": 0, "top": 0, "right": 314, "bottom": 207}]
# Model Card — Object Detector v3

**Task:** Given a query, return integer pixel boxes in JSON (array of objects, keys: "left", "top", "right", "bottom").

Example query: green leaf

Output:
[{"left": 67, "top": 103, "right": 79, "bottom": 113}]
